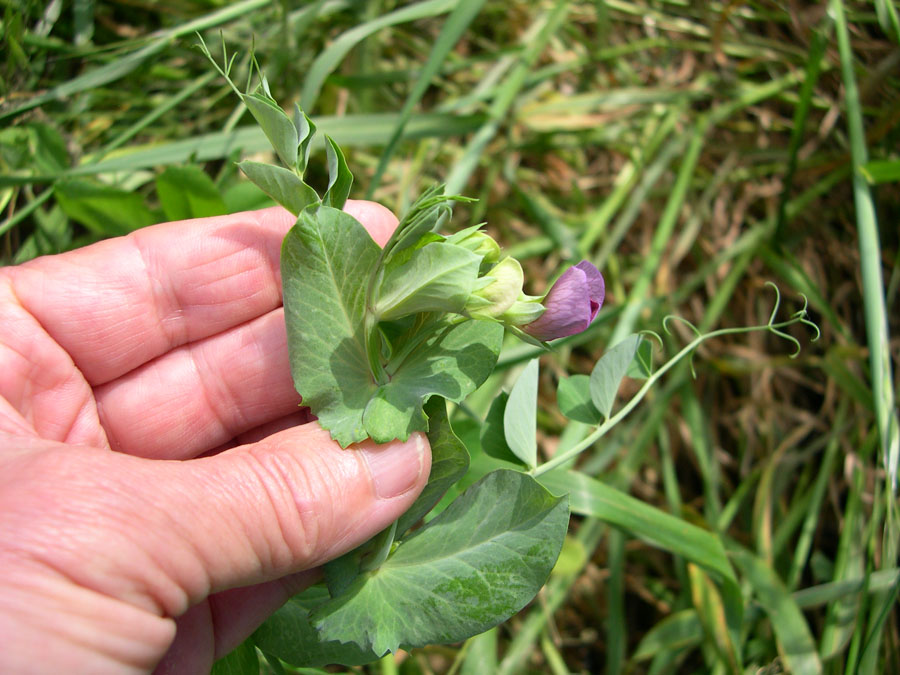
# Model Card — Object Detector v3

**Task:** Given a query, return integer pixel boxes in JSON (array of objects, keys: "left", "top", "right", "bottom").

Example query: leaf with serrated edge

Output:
[
  {"left": 503, "top": 358, "right": 539, "bottom": 467},
  {"left": 282, "top": 206, "right": 381, "bottom": 447},
  {"left": 238, "top": 161, "right": 318, "bottom": 215},
  {"left": 252, "top": 586, "right": 380, "bottom": 667},
  {"left": 590, "top": 334, "right": 642, "bottom": 418},
  {"left": 312, "top": 469, "right": 570, "bottom": 656},
  {"left": 362, "top": 320, "right": 503, "bottom": 442}
]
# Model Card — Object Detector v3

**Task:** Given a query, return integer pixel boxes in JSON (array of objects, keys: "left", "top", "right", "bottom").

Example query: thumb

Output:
[{"left": 121, "top": 425, "right": 430, "bottom": 616}]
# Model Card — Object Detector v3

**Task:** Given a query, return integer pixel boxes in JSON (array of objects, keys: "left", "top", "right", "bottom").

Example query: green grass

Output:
[{"left": 3, "top": 0, "right": 899, "bottom": 672}]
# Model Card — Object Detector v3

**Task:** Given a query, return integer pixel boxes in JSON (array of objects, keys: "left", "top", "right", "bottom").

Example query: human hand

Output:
[{"left": 0, "top": 201, "right": 431, "bottom": 674}]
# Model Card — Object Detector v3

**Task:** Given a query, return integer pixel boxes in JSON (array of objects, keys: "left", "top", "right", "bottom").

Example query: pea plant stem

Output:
[{"left": 530, "top": 316, "right": 813, "bottom": 479}]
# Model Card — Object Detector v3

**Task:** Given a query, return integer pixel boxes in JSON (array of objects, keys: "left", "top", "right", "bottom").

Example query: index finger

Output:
[{"left": 6, "top": 200, "right": 398, "bottom": 386}]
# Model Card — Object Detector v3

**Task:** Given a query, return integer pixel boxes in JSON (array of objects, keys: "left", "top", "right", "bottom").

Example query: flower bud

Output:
[
  {"left": 466, "top": 257, "right": 525, "bottom": 318},
  {"left": 521, "top": 260, "right": 605, "bottom": 341},
  {"left": 499, "top": 296, "right": 545, "bottom": 326},
  {"left": 446, "top": 228, "right": 501, "bottom": 265}
]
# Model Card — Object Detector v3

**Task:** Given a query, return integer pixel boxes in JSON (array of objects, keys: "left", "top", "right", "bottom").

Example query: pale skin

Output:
[{"left": 0, "top": 201, "right": 431, "bottom": 674}]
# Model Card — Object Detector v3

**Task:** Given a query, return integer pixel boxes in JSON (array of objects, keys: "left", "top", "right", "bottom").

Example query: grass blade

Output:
[
  {"left": 831, "top": 0, "right": 899, "bottom": 489},
  {"left": 367, "top": 0, "right": 488, "bottom": 196},
  {"left": 0, "top": 0, "right": 272, "bottom": 122},
  {"left": 300, "top": 0, "right": 459, "bottom": 110},
  {"left": 539, "top": 469, "right": 736, "bottom": 585},
  {"left": 732, "top": 550, "right": 822, "bottom": 675},
  {"left": 444, "top": 0, "right": 571, "bottom": 194}
]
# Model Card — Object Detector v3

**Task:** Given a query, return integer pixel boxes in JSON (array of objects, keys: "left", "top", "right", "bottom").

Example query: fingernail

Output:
[{"left": 360, "top": 434, "right": 426, "bottom": 499}]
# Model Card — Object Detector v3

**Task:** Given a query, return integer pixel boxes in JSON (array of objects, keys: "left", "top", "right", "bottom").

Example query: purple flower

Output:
[{"left": 522, "top": 261, "right": 605, "bottom": 341}]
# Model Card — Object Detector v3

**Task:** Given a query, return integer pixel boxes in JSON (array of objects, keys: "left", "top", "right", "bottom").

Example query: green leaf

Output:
[
  {"left": 860, "top": 158, "right": 900, "bottom": 184},
  {"left": 241, "top": 92, "right": 298, "bottom": 168},
  {"left": 589, "top": 334, "right": 642, "bottom": 418},
  {"left": 324, "top": 397, "right": 469, "bottom": 599},
  {"left": 282, "top": 206, "right": 381, "bottom": 447},
  {"left": 556, "top": 374, "right": 603, "bottom": 425},
  {"left": 252, "top": 586, "right": 380, "bottom": 667},
  {"left": 156, "top": 165, "right": 227, "bottom": 221},
  {"left": 480, "top": 392, "right": 525, "bottom": 465},
  {"left": 632, "top": 609, "right": 703, "bottom": 661},
  {"left": 7, "top": 123, "right": 69, "bottom": 175},
  {"left": 731, "top": 550, "right": 822, "bottom": 675},
  {"left": 222, "top": 180, "right": 274, "bottom": 213},
  {"left": 312, "top": 470, "right": 570, "bottom": 656},
  {"left": 688, "top": 564, "right": 742, "bottom": 674},
  {"left": 323, "top": 135, "right": 352, "bottom": 209},
  {"left": 538, "top": 469, "right": 736, "bottom": 585},
  {"left": 363, "top": 320, "right": 503, "bottom": 442},
  {"left": 396, "top": 396, "right": 470, "bottom": 534},
  {"left": 54, "top": 179, "right": 154, "bottom": 236},
  {"left": 212, "top": 638, "right": 259, "bottom": 675},
  {"left": 625, "top": 337, "right": 654, "bottom": 379},
  {"left": 503, "top": 358, "right": 539, "bottom": 467},
  {"left": 294, "top": 104, "right": 317, "bottom": 174},
  {"left": 17, "top": 113, "right": 486, "bottom": 184},
  {"left": 238, "top": 161, "right": 319, "bottom": 216},
  {"left": 375, "top": 242, "right": 482, "bottom": 321}
]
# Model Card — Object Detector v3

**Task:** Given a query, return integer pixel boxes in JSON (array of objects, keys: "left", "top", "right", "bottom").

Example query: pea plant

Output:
[{"left": 199, "top": 40, "right": 819, "bottom": 669}]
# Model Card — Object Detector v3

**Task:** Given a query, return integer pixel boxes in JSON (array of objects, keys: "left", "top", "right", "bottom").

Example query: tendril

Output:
[{"left": 662, "top": 315, "right": 703, "bottom": 377}]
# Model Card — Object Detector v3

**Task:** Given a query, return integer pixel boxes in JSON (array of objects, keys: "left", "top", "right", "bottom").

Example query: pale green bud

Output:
[
  {"left": 466, "top": 257, "right": 525, "bottom": 318},
  {"left": 499, "top": 295, "right": 545, "bottom": 326},
  {"left": 446, "top": 228, "right": 501, "bottom": 265}
]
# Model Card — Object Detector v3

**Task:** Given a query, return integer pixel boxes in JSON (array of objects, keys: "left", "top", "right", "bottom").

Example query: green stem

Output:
[{"left": 531, "top": 317, "right": 813, "bottom": 479}]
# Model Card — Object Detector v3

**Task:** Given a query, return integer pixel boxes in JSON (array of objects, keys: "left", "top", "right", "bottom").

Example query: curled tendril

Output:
[
  {"left": 662, "top": 315, "right": 703, "bottom": 377},
  {"left": 637, "top": 329, "right": 664, "bottom": 350},
  {"left": 762, "top": 282, "right": 820, "bottom": 358},
  {"left": 662, "top": 314, "right": 702, "bottom": 339},
  {"left": 791, "top": 292, "right": 821, "bottom": 343},
  {"left": 655, "top": 283, "right": 820, "bottom": 379}
]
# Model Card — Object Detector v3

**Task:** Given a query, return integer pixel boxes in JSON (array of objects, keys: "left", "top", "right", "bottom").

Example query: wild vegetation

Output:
[{"left": 1, "top": 1, "right": 898, "bottom": 673}]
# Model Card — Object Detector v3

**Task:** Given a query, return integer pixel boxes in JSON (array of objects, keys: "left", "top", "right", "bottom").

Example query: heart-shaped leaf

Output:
[
  {"left": 282, "top": 205, "right": 381, "bottom": 447},
  {"left": 312, "top": 469, "right": 570, "bottom": 656}
]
